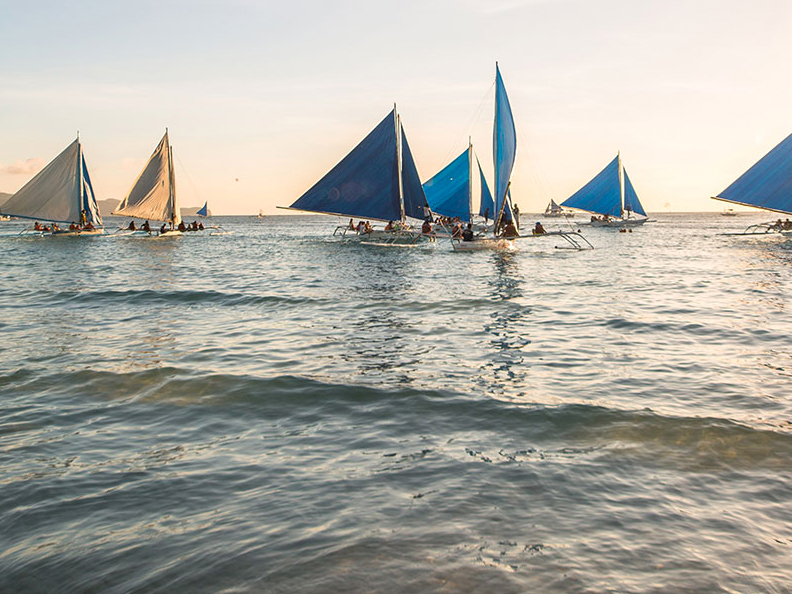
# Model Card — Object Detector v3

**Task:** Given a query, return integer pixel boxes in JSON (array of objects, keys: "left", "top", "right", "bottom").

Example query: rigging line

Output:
[
  {"left": 439, "top": 81, "right": 496, "bottom": 170},
  {"left": 174, "top": 153, "right": 204, "bottom": 206}
]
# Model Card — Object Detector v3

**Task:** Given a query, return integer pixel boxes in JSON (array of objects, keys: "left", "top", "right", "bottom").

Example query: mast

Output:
[
  {"left": 76, "top": 135, "right": 83, "bottom": 223},
  {"left": 617, "top": 151, "right": 624, "bottom": 218},
  {"left": 395, "top": 104, "right": 405, "bottom": 222},
  {"left": 468, "top": 136, "right": 473, "bottom": 221}
]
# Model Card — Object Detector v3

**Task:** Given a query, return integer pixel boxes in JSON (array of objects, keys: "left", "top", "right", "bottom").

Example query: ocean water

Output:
[{"left": 1, "top": 213, "right": 791, "bottom": 593}]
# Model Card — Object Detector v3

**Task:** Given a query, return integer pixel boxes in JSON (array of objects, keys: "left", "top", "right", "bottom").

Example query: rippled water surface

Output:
[{"left": 1, "top": 213, "right": 791, "bottom": 593}]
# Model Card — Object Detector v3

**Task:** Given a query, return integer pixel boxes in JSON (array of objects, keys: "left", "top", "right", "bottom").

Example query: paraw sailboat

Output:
[
  {"left": 561, "top": 153, "right": 648, "bottom": 227},
  {"left": 5, "top": 137, "right": 104, "bottom": 235},
  {"left": 113, "top": 130, "right": 182, "bottom": 236},
  {"left": 282, "top": 106, "right": 429, "bottom": 245}
]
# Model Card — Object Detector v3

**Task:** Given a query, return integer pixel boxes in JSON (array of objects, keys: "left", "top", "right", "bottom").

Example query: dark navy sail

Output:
[
  {"left": 423, "top": 150, "right": 471, "bottom": 221},
  {"left": 197, "top": 202, "right": 208, "bottom": 217},
  {"left": 714, "top": 132, "right": 792, "bottom": 214},
  {"left": 289, "top": 110, "right": 401, "bottom": 222},
  {"left": 623, "top": 169, "right": 646, "bottom": 216},
  {"left": 400, "top": 128, "right": 428, "bottom": 221},
  {"left": 562, "top": 156, "right": 621, "bottom": 217}
]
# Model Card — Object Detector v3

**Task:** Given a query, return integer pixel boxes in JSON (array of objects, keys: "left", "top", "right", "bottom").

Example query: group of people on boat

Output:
[
  {"left": 33, "top": 220, "right": 95, "bottom": 233},
  {"left": 125, "top": 220, "right": 205, "bottom": 233},
  {"left": 771, "top": 219, "right": 792, "bottom": 231},
  {"left": 591, "top": 214, "right": 612, "bottom": 223}
]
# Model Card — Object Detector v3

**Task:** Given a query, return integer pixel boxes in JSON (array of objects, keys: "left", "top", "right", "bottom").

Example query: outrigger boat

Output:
[
  {"left": 113, "top": 130, "right": 183, "bottom": 237},
  {"left": 451, "top": 64, "right": 591, "bottom": 251},
  {"left": 713, "top": 132, "right": 792, "bottom": 236},
  {"left": 543, "top": 199, "right": 575, "bottom": 218},
  {"left": 281, "top": 106, "right": 429, "bottom": 246},
  {"left": 5, "top": 136, "right": 104, "bottom": 235},
  {"left": 561, "top": 153, "right": 648, "bottom": 228}
]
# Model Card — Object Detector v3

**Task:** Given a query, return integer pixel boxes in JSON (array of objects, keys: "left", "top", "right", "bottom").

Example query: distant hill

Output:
[
  {"left": 181, "top": 206, "right": 212, "bottom": 217},
  {"left": 0, "top": 192, "right": 11, "bottom": 208},
  {"left": 98, "top": 199, "right": 120, "bottom": 217},
  {"left": 1, "top": 194, "right": 211, "bottom": 218}
]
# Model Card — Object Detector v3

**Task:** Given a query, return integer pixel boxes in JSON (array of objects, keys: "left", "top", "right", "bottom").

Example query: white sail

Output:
[
  {"left": 3, "top": 138, "right": 101, "bottom": 225},
  {"left": 114, "top": 131, "right": 180, "bottom": 224}
]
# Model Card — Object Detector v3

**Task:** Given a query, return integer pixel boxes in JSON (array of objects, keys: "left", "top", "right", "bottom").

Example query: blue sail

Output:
[
  {"left": 622, "top": 169, "right": 646, "bottom": 216},
  {"left": 562, "top": 155, "right": 621, "bottom": 217},
  {"left": 197, "top": 202, "right": 208, "bottom": 217},
  {"left": 289, "top": 110, "right": 402, "bottom": 222},
  {"left": 493, "top": 64, "right": 516, "bottom": 225},
  {"left": 400, "top": 127, "right": 428, "bottom": 221},
  {"left": 423, "top": 150, "right": 471, "bottom": 221},
  {"left": 715, "top": 132, "right": 792, "bottom": 214},
  {"left": 477, "top": 156, "right": 494, "bottom": 219},
  {"left": 80, "top": 151, "right": 102, "bottom": 225}
]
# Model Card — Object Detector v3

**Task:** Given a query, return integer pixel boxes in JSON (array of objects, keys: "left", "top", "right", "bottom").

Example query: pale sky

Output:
[{"left": 1, "top": 0, "right": 790, "bottom": 214}]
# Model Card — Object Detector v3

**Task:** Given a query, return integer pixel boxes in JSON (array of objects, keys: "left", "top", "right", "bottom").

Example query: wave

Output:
[
  {"left": 42, "top": 289, "right": 327, "bottom": 308},
  {"left": 2, "top": 367, "right": 790, "bottom": 472}
]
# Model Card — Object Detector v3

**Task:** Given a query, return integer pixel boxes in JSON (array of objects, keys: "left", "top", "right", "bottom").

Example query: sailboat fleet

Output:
[{"left": 5, "top": 63, "right": 792, "bottom": 245}]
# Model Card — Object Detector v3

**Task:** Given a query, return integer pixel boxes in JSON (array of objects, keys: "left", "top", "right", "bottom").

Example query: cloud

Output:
[{"left": 0, "top": 158, "right": 45, "bottom": 175}]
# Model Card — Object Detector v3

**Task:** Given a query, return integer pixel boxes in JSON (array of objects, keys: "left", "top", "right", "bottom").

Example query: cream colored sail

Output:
[{"left": 114, "top": 131, "right": 180, "bottom": 225}]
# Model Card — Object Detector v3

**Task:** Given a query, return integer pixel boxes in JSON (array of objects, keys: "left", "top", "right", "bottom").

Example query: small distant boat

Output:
[
  {"left": 562, "top": 153, "right": 648, "bottom": 228},
  {"left": 543, "top": 199, "right": 575, "bottom": 218},
  {"left": 282, "top": 106, "right": 429, "bottom": 246},
  {"left": 197, "top": 202, "right": 209, "bottom": 217},
  {"left": 713, "top": 132, "right": 792, "bottom": 236},
  {"left": 113, "top": 130, "right": 183, "bottom": 236},
  {"left": 3, "top": 137, "right": 104, "bottom": 235},
  {"left": 257, "top": 210, "right": 264, "bottom": 218},
  {"left": 721, "top": 208, "right": 737, "bottom": 216}
]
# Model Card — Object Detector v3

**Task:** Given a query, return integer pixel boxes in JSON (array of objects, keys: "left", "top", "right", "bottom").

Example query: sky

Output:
[{"left": 1, "top": 0, "right": 791, "bottom": 214}]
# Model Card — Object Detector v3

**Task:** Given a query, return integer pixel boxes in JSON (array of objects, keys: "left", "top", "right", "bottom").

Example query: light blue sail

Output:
[
  {"left": 289, "top": 109, "right": 425, "bottom": 222},
  {"left": 423, "top": 150, "right": 471, "bottom": 221},
  {"left": 80, "top": 152, "right": 101, "bottom": 224},
  {"left": 623, "top": 169, "right": 646, "bottom": 216},
  {"left": 197, "top": 202, "right": 208, "bottom": 217},
  {"left": 493, "top": 64, "right": 516, "bottom": 225},
  {"left": 561, "top": 156, "right": 622, "bottom": 217},
  {"left": 715, "top": 132, "right": 792, "bottom": 214}
]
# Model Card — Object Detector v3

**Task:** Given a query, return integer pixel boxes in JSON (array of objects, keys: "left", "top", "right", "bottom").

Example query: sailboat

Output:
[
  {"left": 197, "top": 202, "right": 208, "bottom": 217},
  {"left": 561, "top": 153, "right": 648, "bottom": 227},
  {"left": 422, "top": 138, "right": 494, "bottom": 226},
  {"left": 451, "top": 64, "right": 591, "bottom": 251},
  {"left": 113, "top": 130, "right": 182, "bottom": 236},
  {"left": 4, "top": 137, "right": 103, "bottom": 234},
  {"left": 543, "top": 199, "right": 575, "bottom": 218},
  {"left": 282, "top": 106, "right": 428, "bottom": 245},
  {"left": 713, "top": 132, "right": 792, "bottom": 236}
]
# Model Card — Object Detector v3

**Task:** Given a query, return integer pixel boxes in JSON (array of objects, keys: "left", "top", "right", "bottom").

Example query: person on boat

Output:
[
  {"left": 501, "top": 218, "right": 519, "bottom": 238},
  {"left": 451, "top": 223, "right": 462, "bottom": 239},
  {"left": 421, "top": 219, "right": 433, "bottom": 235},
  {"left": 34, "top": 222, "right": 41, "bottom": 230},
  {"left": 533, "top": 221, "right": 546, "bottom": 235},
  {"left": 422, "top": 203, "right": 433, "bottom": 222},
  {"left": 80, "top": 210, "right": 87, "bottom": 226},
  {"left": 198, "top": 222, "right": 204, "bottom": 230},
  {"left": 347, "top": 218, "right": 355, "bottom": 230},
  {"left": 785, "top": 219, "right": 792, "bottom": 230},
  {"left": 462, "top": 223, "right": 474, "bottom": 242},
  {"left": 52, "top": 223, "right": 60, "bottom": 232},
  {"left": 355, "top": 220, "right": 363, "bottom": 233},
  {"left": 513, "top": 204, "right": 520, "bottom": 230},
  {"left": 385, "top": 221, "right": 394, "bottom": 231},
  {"left": 69, "top": 222, "right": 78, "bottom": 231},
  {"left": 141, "top": 220, "right": 151, "bottom": 232},
  {"left": 177, "top": 221, "right": 187, "bottom": 232},
  {"left": 160, "top": 223, "right": 167, "bottom": 234},
  {"left": 773, "top": 219, "right": 783, "bottom": 230},
  {"left": 483, "top": 207, "right": 490, "bottom": 224},
  {"left": 84, "top": 221, "right": 94, "bottom": 230},
  {"left": 127, "top": 220, "right": 137, "bottom": 231}
]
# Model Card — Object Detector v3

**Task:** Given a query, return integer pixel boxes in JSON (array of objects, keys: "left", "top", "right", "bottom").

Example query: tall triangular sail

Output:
[
  {"left": 114, "top": 132, "right": 180, "bottom": 225},
  {"left": 493, "top": 63, "right": 516, "bottom": 227},
  {"left": 3, "top": 139, "right": 102, "bottom": 225},
  {"left": 477, "top": 156, "right": 494, "bottom": 219},
  {"left": 197, "top": 202, "right": 208, "bottom": 217},
  {"left": 623, "top": 169, "right": 646, "bottom": 216},
  {"left": 423, "top": 150, "right": 471, "bottom": 221},
  {"left": 714, "top": 132, "right": 792, "bottom": 215},
  {"left": 288, "top": 109, "right": 425, "bottom": 222},
  {"left": 561, "top": 155, "right": 622, "bottom": 217}
]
